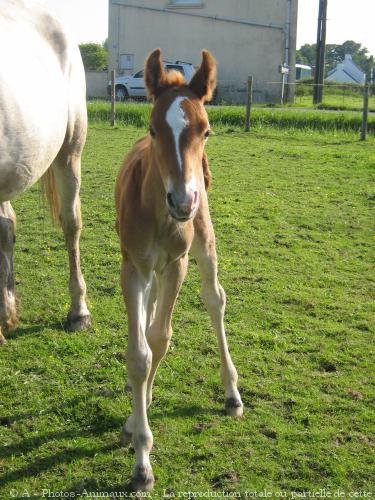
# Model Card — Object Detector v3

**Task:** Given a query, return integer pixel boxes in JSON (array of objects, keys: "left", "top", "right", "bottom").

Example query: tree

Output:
[
  {"left": 79, "top": 43, "right": 108, "bottom": 71},
  {"left": 296, "top": 43, "right": 316, "bottom": 66},
  {"left": 296, "top": 49, "right": 308, "bottom": 65},
  {"left": 296, "top": 40, "right": 374, "bottom": 77}
]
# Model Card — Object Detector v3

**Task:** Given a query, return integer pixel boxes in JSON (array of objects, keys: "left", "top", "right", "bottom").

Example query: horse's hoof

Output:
[
  {"left": 225, "top": 397, "right": 244, "bottom": 418},
  {"left": 3, "top": 315, "right": 18, "bottom": 334},
  {"left": 65, "top": 314, "right": 91, "bottom": 332},
  {"left": 0, "top": 332, "right": 7, "bottom": 345},
  {"left": 120, "top": 427, "right": 132, "bottom": 447},
  {"left": 132, "top": 464, "right": 155, "bottom": 492}
]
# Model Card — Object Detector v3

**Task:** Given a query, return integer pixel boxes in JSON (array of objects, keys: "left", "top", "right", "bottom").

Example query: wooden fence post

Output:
[
  {"left": 245, "top": 75, "right": 253, "bottom": 132},
  {"left": 360, "top": 77, "right": 369, "bottom": 141},
  {"left": 110, "top": 70, "right": 116, "bottom": 127}
]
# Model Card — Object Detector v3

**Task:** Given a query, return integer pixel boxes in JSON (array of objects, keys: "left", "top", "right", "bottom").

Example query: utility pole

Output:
[{"left": 313, "top": 0, "right": 328, "bottom": 104}]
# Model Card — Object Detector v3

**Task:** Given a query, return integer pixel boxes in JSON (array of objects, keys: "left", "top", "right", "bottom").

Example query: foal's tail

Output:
[{"left": 41, "top": 167, "right": 60, "bottom": 224}]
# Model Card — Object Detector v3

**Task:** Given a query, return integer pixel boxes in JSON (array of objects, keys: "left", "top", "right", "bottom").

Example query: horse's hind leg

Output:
[
  {"left": 52, "top": 123, "right": 90, "bottom": 331},
  {"left": 0, "top": 202, "right": 17, "bottom": 344}
]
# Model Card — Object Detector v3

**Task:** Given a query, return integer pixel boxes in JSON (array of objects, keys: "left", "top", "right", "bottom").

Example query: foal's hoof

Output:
[
  {"left": 225, "top": 397, "right": 244, "bottom": 418},
  {"left": 65, "top": 314, "right": 91, "bottom": 332},
  {"left": 132, "top": 464, "right": 155, "bottom": 492},
  {"left": 0, "top": 332, "right": 7, "bottom": 345},
  {"left": 120, "top": 427, "right": 133, "bottom": 447}
]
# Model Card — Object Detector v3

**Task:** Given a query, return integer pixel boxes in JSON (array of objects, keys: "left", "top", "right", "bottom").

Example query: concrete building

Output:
[
  {"left": 326, "top": 54, "right": 365, "bottom": 85},
  {"left": 107, "top": 0, "right": 298, "bottom": 103}
]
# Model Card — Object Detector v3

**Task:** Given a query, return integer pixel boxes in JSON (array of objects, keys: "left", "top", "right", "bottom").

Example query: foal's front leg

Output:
[
  {"left": 121, "top": 259, "right": 154, "bottom": 491},
  {"left": 192, "top": 214, "right": 244, "bottom": 417},
  {"left": 146, "top": 255, "right": 188, "bottom": 407}
]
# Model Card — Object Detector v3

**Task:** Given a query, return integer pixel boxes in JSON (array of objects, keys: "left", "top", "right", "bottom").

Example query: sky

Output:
[
  {"left": 297, "top": 0, "right": 375, "bottom": 56},
  {"left": 41, "top": 0, "right": 375, "bottom": 57}
]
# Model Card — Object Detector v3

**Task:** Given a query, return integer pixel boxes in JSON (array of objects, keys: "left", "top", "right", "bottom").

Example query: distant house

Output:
[
  {"left": 296, "top": 63, "right": 312, "bottom": 80},
  {"left": 108, "top": 0, "right": 298, "bottom": 104},
  {"left": 326, "top": 54, "right": 365, "bottom": 84}
]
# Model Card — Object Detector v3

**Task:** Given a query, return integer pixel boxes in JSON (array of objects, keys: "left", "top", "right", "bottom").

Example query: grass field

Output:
[
  {"left": 293, "top": 93, "right": 375, "bottom": 112},
  {"left": 293, "top": 83, "right": 375, "bottom": 112},
  {"left": 0, "top": 122, "right": 374, "bottom": 498}
]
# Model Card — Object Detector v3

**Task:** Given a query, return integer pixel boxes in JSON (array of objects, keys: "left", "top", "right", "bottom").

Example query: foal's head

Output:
[{"left": 145, "top": 49, "right": 216, "bottom": 222}]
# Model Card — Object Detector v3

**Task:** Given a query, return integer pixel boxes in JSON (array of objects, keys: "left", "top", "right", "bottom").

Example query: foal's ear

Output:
[
  {"left": 144, "top": 48, "right": 165, "bottom": 100},
  {"left": 189, "top": 50, "right": 217, "bottom": 103}
]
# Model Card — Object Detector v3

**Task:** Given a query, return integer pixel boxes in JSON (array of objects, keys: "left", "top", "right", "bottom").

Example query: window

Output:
[
  {"left": 167, "top": 0, "right": 203, "bottom": 8},
  {"left": 119, "top": 54, "right": 134, "bottom": 71},
  {"left": 133, "top": 70, "right": 144, "bottom": 78}
]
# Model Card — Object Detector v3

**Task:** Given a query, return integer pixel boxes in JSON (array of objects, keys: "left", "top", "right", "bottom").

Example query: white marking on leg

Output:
[{"left": 165, "top": 96, "right": 189, "bottom": 171}]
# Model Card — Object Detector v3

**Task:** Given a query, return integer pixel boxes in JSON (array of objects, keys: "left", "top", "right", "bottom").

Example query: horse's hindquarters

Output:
[{"left": 0, "top": 10, "right": 76, "bottom": 200}]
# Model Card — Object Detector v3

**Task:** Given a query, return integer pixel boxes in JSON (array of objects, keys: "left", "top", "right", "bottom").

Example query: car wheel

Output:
[{"left": 115, "top": 86, "right": 128, "bottom": 102}]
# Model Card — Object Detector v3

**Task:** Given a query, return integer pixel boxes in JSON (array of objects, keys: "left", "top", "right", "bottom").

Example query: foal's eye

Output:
[
  {"left": 204, "top": 130, "right": 210, "bottom": 139},
  {"left": 149, "top": 126, "right": 156, "bottom": 138}
]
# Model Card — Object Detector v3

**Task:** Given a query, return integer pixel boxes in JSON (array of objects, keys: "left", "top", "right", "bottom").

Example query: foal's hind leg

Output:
[
  {"left": 192, "top": 210, "right": 243, "bottom": 417},
  {"left": 52, "top": 136, "right": 90, "bottom": 331},
  {"left": 0, "top": 202, "right": 17, "bottom": 344}
]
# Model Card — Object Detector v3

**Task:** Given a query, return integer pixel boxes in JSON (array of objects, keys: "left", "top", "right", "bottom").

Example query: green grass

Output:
[
  {"left": 88, "top": 100, "right": 375, "bottom": 134},
  {"left": 0, "top": 123, "right": 374, "bottom": 497}
]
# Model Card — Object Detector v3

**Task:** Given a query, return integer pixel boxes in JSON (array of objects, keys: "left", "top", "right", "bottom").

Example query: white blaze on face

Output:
[{"left": 165, "top": 96, "right": 189, "bottom": 171}]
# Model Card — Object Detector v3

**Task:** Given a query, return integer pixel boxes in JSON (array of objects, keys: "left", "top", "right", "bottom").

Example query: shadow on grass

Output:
[
  {"left": 0, "top": 422, "right": 121, "bottom": 460},
  {"left": 5, "top": 321, "right": 64, "bottom": 340},
  {"left": 0, "top": 395, "right": 124, "bottom": 460},
  {"left": 0, "top": 443, "right": 116, "bottom": 488},
  {"left": 62, "top": 479, "right": 134, "bottom": 496},
  {"left": 151, "top": 403, "right": 225, "bottom": 420},
  {"left": 0, "top": 395, "right": 127, "bottom": 487},
  {"left": 0, "top": 398, "right": 226, "bottom": 489}
]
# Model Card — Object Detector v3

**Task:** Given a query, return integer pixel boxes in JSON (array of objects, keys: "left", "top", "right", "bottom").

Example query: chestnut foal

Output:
[{"left": 115, "top": 49, "right": 243, "bottom": 491}]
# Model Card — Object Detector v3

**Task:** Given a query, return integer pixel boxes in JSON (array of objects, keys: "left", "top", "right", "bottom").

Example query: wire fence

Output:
[
  {"left": 88, "top": 75, "right": 374, "bottom": 138},
  {"left": 214, "top": 79, "right": 375, "bottom": 111}
]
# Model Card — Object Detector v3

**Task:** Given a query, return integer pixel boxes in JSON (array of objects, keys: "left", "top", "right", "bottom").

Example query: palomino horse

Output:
[
  {"left": 115, "top": 48, "right": 244, "bottom": 491},
  {"left": 0, "top": 0, "right": 91, "bottom": 343}
]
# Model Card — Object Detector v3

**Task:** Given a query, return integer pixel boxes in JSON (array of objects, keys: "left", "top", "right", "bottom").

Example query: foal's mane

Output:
[{"left": 159, "top": 70, "right": 186, "bottom": 88}]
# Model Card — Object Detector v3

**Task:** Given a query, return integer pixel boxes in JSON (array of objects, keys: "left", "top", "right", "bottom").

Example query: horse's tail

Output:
[{"left": 41, "top": 167, "right": 60, "bottom": 224}]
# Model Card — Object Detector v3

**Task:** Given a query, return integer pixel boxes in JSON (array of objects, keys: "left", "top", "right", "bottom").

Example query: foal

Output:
[{"left": 115, "top": 49, "right": 243, "bottom": 491}]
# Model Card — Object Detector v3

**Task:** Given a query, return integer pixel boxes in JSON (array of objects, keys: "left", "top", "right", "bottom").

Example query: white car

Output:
[{"left": 108, "top": 61, "right": 195, "bottom": 101}]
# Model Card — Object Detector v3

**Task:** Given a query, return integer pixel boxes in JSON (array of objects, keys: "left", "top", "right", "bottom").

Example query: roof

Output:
[{"left": 327, "top": 54, "right": 365, "bottom": 84}]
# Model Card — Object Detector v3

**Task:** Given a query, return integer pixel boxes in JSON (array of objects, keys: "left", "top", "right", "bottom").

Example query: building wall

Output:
[
  {"left": 85, "top": 71, "right": 108, "bottom": 98},
  {"left": 108, "top": 0, "right": 298, "bottom": 103}
]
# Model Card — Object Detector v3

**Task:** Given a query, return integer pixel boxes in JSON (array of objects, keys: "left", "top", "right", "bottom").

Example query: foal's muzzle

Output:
[{"left": 166, "top": 188, "right": 199, "bottom": 221}]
